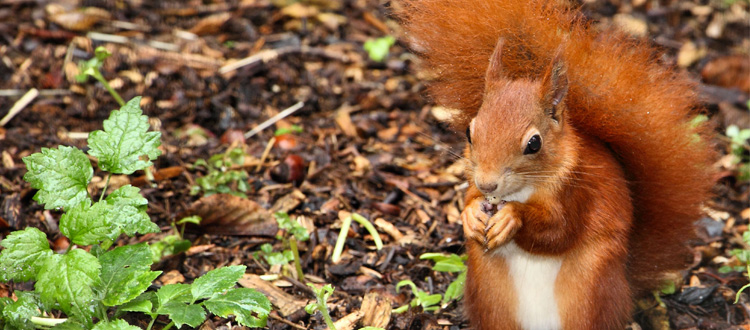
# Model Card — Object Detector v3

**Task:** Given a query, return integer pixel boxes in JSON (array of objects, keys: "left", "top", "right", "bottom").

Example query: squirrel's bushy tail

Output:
[{"left": 398, "top": 0, "right": 715, "bottom": 292}]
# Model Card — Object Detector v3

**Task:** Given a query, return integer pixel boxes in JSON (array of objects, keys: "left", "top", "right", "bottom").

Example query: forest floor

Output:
[{"left": 0, "top": 0, "right": 749, "bottom": 329}]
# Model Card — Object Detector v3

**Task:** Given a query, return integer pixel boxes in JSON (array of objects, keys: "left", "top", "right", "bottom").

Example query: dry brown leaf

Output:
[
  {"left": 182, "top": 194, "right": 278, "bottom": 236},
  {"left": 132, "top": 166, "right": 183, "bottom": 186},
  {"left": 159, "top": 270, "right": 186, "bottom": 285},
  {"left": 701, "top": 55, "right": 750, "bottom": 93},
  {"left": 190, "top": 12, "right": 232, "bottom": 35},
  {"left": 281, "top": 2, "right": 319, "bottom": 18},
  {"left": 335, "top": 104, "right": 358, "bottom": 137}
]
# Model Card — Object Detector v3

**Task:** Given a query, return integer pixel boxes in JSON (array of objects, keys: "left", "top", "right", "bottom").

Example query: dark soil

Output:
[{"left": 0, "top": 0, "right": 749, "bottom": 329}]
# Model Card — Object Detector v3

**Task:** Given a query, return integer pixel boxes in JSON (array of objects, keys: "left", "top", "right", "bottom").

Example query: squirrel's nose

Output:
[{"left": 477, "top": 182, "right": 498, "bottom": 194}]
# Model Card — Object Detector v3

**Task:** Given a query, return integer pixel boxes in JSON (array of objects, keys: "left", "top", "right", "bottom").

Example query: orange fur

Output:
[{"left": 397, "top": 0, "right": 716, "bottom": 327}]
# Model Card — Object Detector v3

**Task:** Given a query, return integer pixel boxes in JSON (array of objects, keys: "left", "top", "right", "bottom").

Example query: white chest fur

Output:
[{"left": 495, "top": 242, "right": 563, "bottom": 330}]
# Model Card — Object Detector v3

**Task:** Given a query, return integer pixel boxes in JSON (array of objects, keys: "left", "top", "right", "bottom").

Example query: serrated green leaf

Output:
[
  {"left": 22, "top": 146, "right": 93, "bottom": 210},
  {"left": 36, "top": 250, "right": 100, "bottom": 321},
  {"left": 203, "top": 288, "right": 271, "bottom": 327},
  {"left": 103, "top": 186, "right": 158, "bottom": 236},
  {"left": 2, "top": 292, "right": 39, "bottom": 330},
  {"left": 191, "top": 265, "right": 246, "bottom": 302},
  {"left": 51, "top": 321, "right": 86, "bottom": 330},
  {"left": 59, "top": 202, "right": 113, "bottom": 246},
  {"left": 156, "top": 284, "right": 192, "bottom": 308},
  {"left": 87, "top": 97, "right": 161, "bottom": 175},
  {"left": 0, "top": 227, "right": 53, "bottom": 282},
  {"left": 91, "top": 319, "right": 140, "bottom": 330},
  {"left": 443, "top": 271, "right": 466, "bottom": 304},
  {"left": 157, "top": 302, "right": 205, "bottom": 328},
  {"left": 119, "top": 292, "right": 156, "bottom": 314},
  {"left": 97, "top": 244, "right": 161, "bottom": 306}
]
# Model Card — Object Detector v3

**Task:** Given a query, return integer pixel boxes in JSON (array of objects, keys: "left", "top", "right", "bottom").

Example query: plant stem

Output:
[
  {"left": 100, "top": 173, "right": 112, "bottom": 202},
  {"left": 331, "top": 216, "right": 352, "bottom": 263},
  {"left": 289, "top": 236, "right": 304, "bottom": 280},
  {"left": 30, "top": 316, "right": 67, "bottom": 327},
  {"left": 145, "top": 316, "right": 157, "bottom": 330},
  {"left": 161, "top": 321, "right": 175, "bottom": 330},
  {"left": 92, "top": 70, "right": 125, "bottom": 106},
  {"left": 351, "top": 213, "right": 383, "bottom": 250},
  {"left": 318, "top": 300, "right": 337, "bottom": 330}
]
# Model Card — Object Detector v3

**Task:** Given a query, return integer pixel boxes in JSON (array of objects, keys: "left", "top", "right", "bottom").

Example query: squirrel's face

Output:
[
  {"left": 466, "top": 79, "right": 570, "bottom": 203},
  {"left": 466, "top": 44, "right": 570, "bottom": 203}
]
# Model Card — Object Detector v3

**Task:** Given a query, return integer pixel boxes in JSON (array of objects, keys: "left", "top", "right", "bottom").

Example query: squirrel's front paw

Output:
[
  {"left": 461, "top": 199, "right": 490, "bottom": 246},
  {"left": 484, "top": 202, "right": 522, "bottom": 252}
]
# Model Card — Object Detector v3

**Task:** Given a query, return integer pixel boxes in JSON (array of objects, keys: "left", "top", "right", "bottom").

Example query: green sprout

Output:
[
  {"left": 305, "top": 283, "right": 337, "bottom": 330},
  {"left": 392, "top": 280, "right": 442, "bottom": 314},
  {"left": 363, "top": 36, "right": 396, "bottom": 62},
  {"left": 76, "top": 46, "right": 125, "bottom": 106},
  {"left": 331, "top": 213, "right": 383, "bottom": 263}
]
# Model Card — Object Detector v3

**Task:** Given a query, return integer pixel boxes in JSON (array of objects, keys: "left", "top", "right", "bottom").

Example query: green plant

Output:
[
  {"left": 363, "top": 36, "right": 396, "bottom": 62},
  {"left": 252, "top": 212, "right": 310, "bottom": 279},
  {"left": 305, "top": 283, "right": 336, "bottom": 330},
  {"left": 420, "top": 253, "right": 467, "bottom": 305},
  {"left": 149, "top": 216, "right": 201, "bottom": 263},
  {"left": 0, "top": 97, "right": 270, "bottom": 329},
  {"left": 274, "top": 124, "right": 303, "bottom": 136},
  {"left": 392, "top": 280, "right": 442, "bottom": 314},
  {"left": 726, "top": 125, "right": 750, "bottom": 181},
  {"left": 331, "top": 213, "right": 383, "bottom": 263},
  {"left": 721, "top": 231, "right": 750, "bottom": 274},
  {"left": 75, "top": 46, "right": 125, "bottom": 106},
  {"left": 190, "top": 147, "right": 250, "bottom": 197},
  {"left": 119, "top": 265, "right": 271, "bottom": 329},
  {"left": 274, "top": 212, "right": 308, "bottom": 279}
]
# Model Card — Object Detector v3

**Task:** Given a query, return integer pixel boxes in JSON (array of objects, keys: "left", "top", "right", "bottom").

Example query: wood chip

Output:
[
  {"left": 238, "top": 274, "right": 307, "bottom": 317},
  {"left": 360, "top": 291, "right": 392, "bottom": 328}
]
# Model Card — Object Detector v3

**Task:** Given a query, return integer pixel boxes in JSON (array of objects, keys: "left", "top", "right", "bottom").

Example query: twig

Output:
[
  {"left": 269, "top": 313, "right": 306, "bottom": 330},
  {"left": 0, "top": 88, "right": 38, "bottom": 126},
  {"left": 244, "top": 102, "right": 304, "bottom": 139},
  {"left": 0, "top": 89, "right": 70, "bottom": 97},
  {"left": 256, "top": 136, "right": 276, "bottom": 173},
  {"left": 219, "top": 46, "right": 350, "bottom": 74}
]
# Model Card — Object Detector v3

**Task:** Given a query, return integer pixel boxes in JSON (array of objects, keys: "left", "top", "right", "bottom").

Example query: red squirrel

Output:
[{"left": 398, "top": 0, "right": 716, "bottom": 328}]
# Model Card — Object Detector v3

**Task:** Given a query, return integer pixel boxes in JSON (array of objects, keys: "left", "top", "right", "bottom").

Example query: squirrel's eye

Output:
[
  {"left": 524, "top": 134, "right": 542, "bottom": 155},
  {"left": 466, "top": 127, "right": 472, "bottom": 144}
]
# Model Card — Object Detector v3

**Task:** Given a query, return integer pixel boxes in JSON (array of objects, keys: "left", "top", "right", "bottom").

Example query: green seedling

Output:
[
  {"left": 392, "top": 280, "right": 442, "bottom": 314},
  {"left": 254, "top": 243, "right": 295, "bottom": 266},
  {"left": 363, "top": 36, "right": 395, "bottom": 62},
  {"left": 190, "top": 147, "right": 250, "bottom": 197},
  {"left": 149, "top": 216, "right": 201, "bottom": 262},
  {"left": 420, "top": 253, "right": 467, "bottom": 305},
  {"left": 305, "top": 283, "right": 336, "bottom": 330},
  {"left": 75, "top": 46, "right": 125, "bottom": 106},
  {"left": 274, "top": 212, "right": 309, "bottom": 280},
  {"left": 0, "top": 97, "right": 270, "bottom": 329},
  {"left": 726, "top": 125, "right": 750, "bottom": 181},
  {"left": 720, "top": 231, "right": 750, "bottom": 274},
  {"left": 274, "top": 124, "right": 303, "bottom": 136},
  {"left": 252, "top": 212, "right": 310, "bottom": 279},
  {"left": 331, "top": 213, "right": 383, "bottom": 263}
]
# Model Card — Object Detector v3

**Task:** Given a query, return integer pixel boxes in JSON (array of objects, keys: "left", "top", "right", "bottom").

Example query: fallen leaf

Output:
[{"left": 182, "top": 194, "right": 278, "bottom": 236}]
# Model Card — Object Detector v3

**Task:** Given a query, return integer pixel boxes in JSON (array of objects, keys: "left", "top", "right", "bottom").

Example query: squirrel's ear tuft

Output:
[
  {"left": 485, "top": 38, "right": 505, "bottom": 91},
  {"left": 541, "top": 48, "right": 569, "bottom": 122}
]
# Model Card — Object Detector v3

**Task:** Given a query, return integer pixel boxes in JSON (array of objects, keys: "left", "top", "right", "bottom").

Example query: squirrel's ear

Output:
[
  {"left": 541, "top": 51, "right": 569, "bottom": 122},
  {"left": 485, "top": 38, "right": 505, "bottom": 90}
]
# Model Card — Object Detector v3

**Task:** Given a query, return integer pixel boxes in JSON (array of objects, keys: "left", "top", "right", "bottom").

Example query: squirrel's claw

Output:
[
  {"left": 461, "top": 199, "right": 490, "bottom": 246},
  {"left": 484, "top": 203, "right": 522, "bottom": 252}
]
